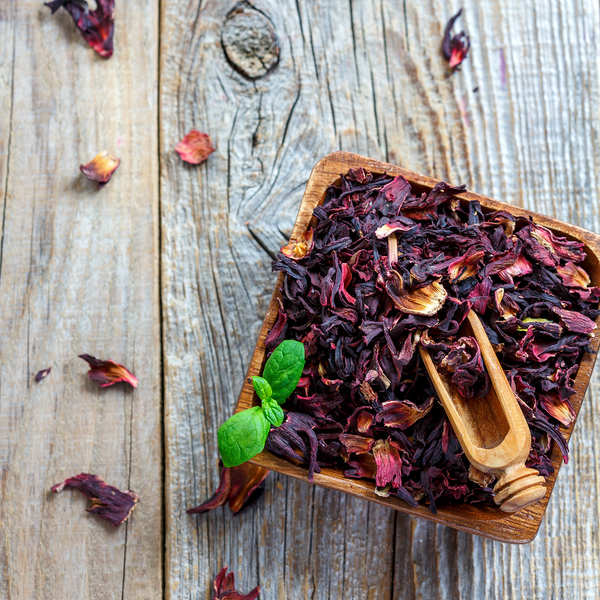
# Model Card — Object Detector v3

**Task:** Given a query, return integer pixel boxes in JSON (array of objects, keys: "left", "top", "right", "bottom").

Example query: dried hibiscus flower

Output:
[
  {"left": 79, "top": 354, "right": 138, "bottom": 388},
  {"left": 187, "top": 462, "right": 269, "bottom": 515},
  {"left": 80, "top": 151, "right": 120, "bottom": 184},
  {"left": 44, "top": 0, "right": 115, "bottom": 59},
  {"left": 268, "top": 167, "right": 599, "bottom": 512},
  {"left": 442, "top": 8, "right": 470, "bottom": 70},
  {"left": 175, "top": 130, "right": 215, "bottom": 165},
  {"left": 35, "top": 367, "right": 52, "bottom": 382},
  {"left": 51, "top": 473, "right": 138, "bottom": 526},
  {"left": 212, "top": 567, "right": 259, "bottom": 600}
]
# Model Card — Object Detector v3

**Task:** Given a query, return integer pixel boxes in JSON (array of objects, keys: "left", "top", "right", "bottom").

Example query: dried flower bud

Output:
[
  {"left": 442, "top": 9, "right": 470, "bottom": 70},
  {"left": 51, "top": 473, "right": 138, "bottom": 526},
  {"left": 175, "top": 130, "right": 215, "bottom": 164},
  {"left": 80, "top": 151, "right": 120, "bottom": 184},
  {"left": 386, "top": 274, "right": 447, "bottom": 316},
  {"left": 280, "top": 228, "right": 314, "bottom": 261},
  {"left": 79, "top": 354, "right": 138, "bottom": 388}
]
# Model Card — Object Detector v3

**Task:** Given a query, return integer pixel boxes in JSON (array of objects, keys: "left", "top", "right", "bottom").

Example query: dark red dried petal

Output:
[
  {"left": 45, "top": 0, "right": 115, "bottom": 58},
  {"left": 175, "top": 130, "right": 215, "bottom": 164},
  {"left": 80, "top": 151, "right": 120, "bottom": 184},
  {"left": 212, "top": 567, "right": 260, "bottom": 600},
  {"left": 51, "top": 473, "right": 138, "bottom": 526},
  {"left": 35, "top": 367, "right": 52, "bottom": 382},
  {"left": 379, "top": 397, "right": 434, "bottom": 430},
  {"left": 79, "top": 354, "right": 138, "bottom": 388},
  {"left": 552, "top": 307, "right": 597, "bottom": 335},
  {"left": 442, "top": 9, "right": 470, "bottom": 70},
  {"left": 187, "top": 463, "right": 270, "bottom": 515}
]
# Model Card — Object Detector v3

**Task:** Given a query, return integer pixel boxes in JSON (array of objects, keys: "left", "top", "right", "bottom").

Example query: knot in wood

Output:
[{"left": 221, "top": 1, "right": 280, "bottom": 80}]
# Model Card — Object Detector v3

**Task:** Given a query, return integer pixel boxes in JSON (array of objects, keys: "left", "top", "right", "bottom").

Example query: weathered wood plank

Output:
[
  {"left": 161, "top": 0, "right": 600, "bottom": 598},
  {"left": 0, "top": 2, "right": 161, "bottom": 598}
]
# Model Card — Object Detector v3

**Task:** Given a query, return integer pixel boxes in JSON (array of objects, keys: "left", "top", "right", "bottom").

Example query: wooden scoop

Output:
[{"left": 419, "top": 310, "right": 547, "bottom": 513}]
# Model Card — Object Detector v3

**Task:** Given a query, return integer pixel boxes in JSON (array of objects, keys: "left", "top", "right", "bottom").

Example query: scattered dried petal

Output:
[
  {"left": 79, "top": 354, "right": 138, "bottom": 388},
  {"left": 51, "top": 473, "right": 138, "bottom": 526},
  {"left": 175, "top": 130, "right": 215, "bottom": 164},
  {"left": 187, "top": 463, "right": 270, "bottom": 515},
  {"left": 45, "top": 0, "right": 115, "bottom": 58},
  {"left": 80, "top": 151, "right": 120, "bottom": 184},
  {"left": 372, "top": 439, "right": 403, "bottom": 489},
  {"left": 212, "top": 567, "right": 260, "bottom": 600},
  {"left": 442, "top": 8, "right": 470, "bottom": 70},
  {"left": 35, "top": 367, "right": 52, "bottom": 383}
]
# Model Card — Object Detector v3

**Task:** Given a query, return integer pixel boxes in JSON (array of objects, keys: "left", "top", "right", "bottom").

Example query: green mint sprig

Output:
[{"left": 217, "top": 340, "right": 305, "bottom": 468}]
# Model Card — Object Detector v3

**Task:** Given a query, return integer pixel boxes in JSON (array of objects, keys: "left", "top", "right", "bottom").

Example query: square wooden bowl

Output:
[{"left": 235, "top": 151, "right": 600, "bottom": 543}]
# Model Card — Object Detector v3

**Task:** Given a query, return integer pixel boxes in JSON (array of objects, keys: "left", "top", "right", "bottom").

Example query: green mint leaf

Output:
[
  {"left": 252, "top": 376, "right": 272, "bottom": 402},
  {"left": 217, "top": 406, "right": 270, "bottom": 468},
  {"left": 262, "top": 398, "right": 284, "bottom": 427},
  {"left": 262, "top": 339, "right": 305, "bottom": 404}
]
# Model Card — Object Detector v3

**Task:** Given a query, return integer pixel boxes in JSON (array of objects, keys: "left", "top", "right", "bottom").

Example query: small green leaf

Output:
[
  {"left": 262, "top": 398, "right": 284, "bottom": 427},
  {"left": 252, "top": 376, "right": 272, "bottom": 402},
  {"left": 263, "top": 340, "right": 305, "bottom": 404},
  {"left": 217, "top": 406, "right": 270, "bottom": 468}
]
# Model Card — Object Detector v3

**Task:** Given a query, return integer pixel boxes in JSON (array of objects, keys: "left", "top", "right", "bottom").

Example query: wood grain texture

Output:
[
  {"left": 159, "top": 0, "right": 600, "bottom": 598},
  {"left": 0, "top": 1, "right": 161, "bottom": 599}
]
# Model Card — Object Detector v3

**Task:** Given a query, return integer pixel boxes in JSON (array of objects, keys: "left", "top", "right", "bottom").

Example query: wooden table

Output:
[{"left": 1, "top": 1, "right": 599, "bottom": 598}]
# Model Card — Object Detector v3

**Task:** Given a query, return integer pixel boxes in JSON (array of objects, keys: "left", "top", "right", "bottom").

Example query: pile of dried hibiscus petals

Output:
[{"left": 258, "top": 167, "right": 599, "bottom": 512}]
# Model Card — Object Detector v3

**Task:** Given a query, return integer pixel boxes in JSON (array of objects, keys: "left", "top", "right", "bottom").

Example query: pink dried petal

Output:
[
  {"left": 51, "top": 473, "right": 138, "bottom": 526},
  {"left": 380, "top": 397, "right": 434, "bottom": 430},
  {"left": 339, "top": 434, "right": 374, "bottom": 456},
  {"left": 552, "top": 307, "right": 597, "bottom": 334},
  {"left": 339, "top": 263, "right": 356, "bottom": 305},
  {"left": 280, "top": 228, "right": 314, "bottom": 261},
  {"left": 79, "top": 354, "right": 138, "bottom": 388},
  {"left": 556, "top": 261, "right": 590, "bottom": 288},
  {"left": 212, "top": 567, "right": 260, "bottom": 600},
  {"left": 187, "top": 463, "right": 269, "bottom": 515},
  {"left": 45, "top": 0, "right": 115, "bottom": 58},
  {"left": 375, "top": 222, "right": 414, "bottom": 239},
  {"left": 372, "top": 439, "right": 403, "bottom": 489},
  {"left": 80, "top": 151, "right": 120, "bottom": 184},
  {"left": 497, "top": 255, "right": 533, "bottom": 284},
  {"left": 175, "top": 130, "right": 215, "bottom": 164},
  {"left": 35, "top": 367, "right": 52, "bottom": 383}
]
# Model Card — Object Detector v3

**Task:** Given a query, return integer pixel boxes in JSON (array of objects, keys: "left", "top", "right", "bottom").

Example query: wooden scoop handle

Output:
[{"left": 493, "top": 464, "right": 547, "bottom": 513}]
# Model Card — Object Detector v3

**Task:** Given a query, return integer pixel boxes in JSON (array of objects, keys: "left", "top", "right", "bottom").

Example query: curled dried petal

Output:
[
  {"left": 447, "top": 249, "right": 485, "bottom": 282},
  {"left": 175, "top": 130, "right": 215, "bottom": 164},
  {"left": 212, "top": 567, "right": 260, "bottom": 600},
  {"left": 540, "top": 393, "right": 575, "bottom": 427},
  {"left": 45, "top": 0, "right": 115, "bottom": 58},
  {"left": 281, "top": 228, "right": 314, "bottom": 261},
  {"left": 375, "top": 222, "right": 414, "bottom": 239},
  {"left": 79, "top": 354, "right": 138, "bottom": 388},
  {"left": 386, "top": 275, "right": 448, "bottom": 316},
  {"left": 442, "top": 9, "right": 470, "bottom": 70},
  {"left": 379, "top": 397, "right": 434, "bottom": 430},
  {"left": 557, "top": 261, "right": 590, "bottom": 288},
  {"left": 51, "top": 473, "right": 138, "bottom": 526},
  {"left": 187, "top": 463, "right": 270, "bottom": 515},
  {"left": 80, "top": 151, "right": 120, "bottom": 184}
]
